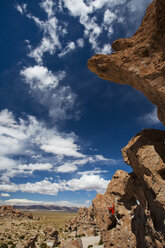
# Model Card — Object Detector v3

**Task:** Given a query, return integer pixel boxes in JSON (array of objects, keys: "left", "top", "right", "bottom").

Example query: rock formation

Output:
[
  {"left": 69, "top": 130, "right": 165, "bottom": 247},
  {"left": 68, "top": 0, "right": 165, "bottom": 247},
  {"left": 0, "top": 205, "right": 25, "bottom": 218},
  {"left": 92, "top": 129, "right": 165, "bottom": 248},
  {"left": 66, "top": 206, "right": 98, "bottom": 236},
  {"left": 88, "top": 0, "right": 165, "bottom": 125}
]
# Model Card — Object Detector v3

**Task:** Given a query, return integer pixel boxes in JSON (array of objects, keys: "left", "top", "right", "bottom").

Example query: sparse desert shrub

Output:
[
  {"left": 0, "top": 243, "right": 8, "bottom": 248},
  {"left": 78, "top": 233, "right": 85, "bottom": 238},
  {"left": 99, "top": 239, "right": 103, "bottom": 245},
  {"left": 87, "top": 245, "right": 93, "bottom": 248},
  {"left": 76, "top": 233, "right": 85, "bottom": 238},
  {"left": 40, "top": 243, "right": 47, "bottom": 248},
  {"left": 7, "top": 241, "right": 13, "bottom": 245},
  {"left": 20, "top": 235, "right": 25, "bottom": 239},
  {"left": 10, "top": 245, "right": 16, "bottom": 248},
  {"left": 94, "top": 232, "right": 99, "bottom": 236}
]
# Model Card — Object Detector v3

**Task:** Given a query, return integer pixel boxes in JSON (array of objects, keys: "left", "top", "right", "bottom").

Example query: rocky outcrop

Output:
[
  {"left": 92, "top": 129, "right": 165, "bottom": 248},
  {"left": 66, "top": 206, "right": 98, "bottom": 236},
  {"left": 0, "top": 205, "right": 25, "bottom": 218},
  {"left": 70, "top": 129, "right": 165, "bottom": 247},
  {"left": 88, "top": 0, "right": 165, "bottom": 125}
]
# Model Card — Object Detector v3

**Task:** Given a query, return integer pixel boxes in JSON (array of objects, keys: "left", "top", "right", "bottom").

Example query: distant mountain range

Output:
[{"left": 13, "top": 205, "right": 79, "bottom": 212}]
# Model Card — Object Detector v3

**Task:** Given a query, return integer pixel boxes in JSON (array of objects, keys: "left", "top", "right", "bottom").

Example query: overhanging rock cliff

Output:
[
  {"left": 69, "top": 0, "right": 165, "bottom": 247},
  {"left": 88, "top": 0, "right": 165, "bottom": 125}
]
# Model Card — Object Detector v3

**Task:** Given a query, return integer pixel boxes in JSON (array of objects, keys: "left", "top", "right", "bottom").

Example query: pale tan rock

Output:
[
  {"left": 60, "top": 238, "right": 83, "bottom": 248},
  {"left": 88, "top": 0, "right": 165, "bottom": 125}
]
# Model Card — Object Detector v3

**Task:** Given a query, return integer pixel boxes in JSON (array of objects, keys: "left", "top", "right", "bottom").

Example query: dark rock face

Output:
[{"left": 88, "top": 0, "right": 165, "bottom": 125}]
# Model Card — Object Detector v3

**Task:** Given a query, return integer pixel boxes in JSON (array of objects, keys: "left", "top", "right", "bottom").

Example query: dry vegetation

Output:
[{"left": 0, "top": 211, "right": 78, "bottom": 248}]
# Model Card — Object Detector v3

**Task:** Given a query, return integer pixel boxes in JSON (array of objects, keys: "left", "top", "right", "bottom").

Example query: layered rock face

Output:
[{"left": 88, "top": 0, "right": 165, "bottom": 125}]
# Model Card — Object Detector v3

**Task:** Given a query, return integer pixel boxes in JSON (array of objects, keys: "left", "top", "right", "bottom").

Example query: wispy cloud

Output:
[
  {"left": 0, "top": 109, "right": 118, "bottom": 185},
  {"left": 58, "top": 41, "right": 76, "bottom": 57},
  {"left": 138, "top": 107, "right": 160, "bottom": 125},
  {"left": 16, "top": 0, "right": 151, "bottom": 57},
  {"left": 21, "top": 66, "right": 77, "bottom": 121},
  {"left": 15, "top": 3, "right": 27, "bottom": 15},
  {"left": 0, "top": 109, "right": 83, "bottom": 180}
]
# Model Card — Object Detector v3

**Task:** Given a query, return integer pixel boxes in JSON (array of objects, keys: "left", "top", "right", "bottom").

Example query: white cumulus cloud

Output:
[
  {"left": 0, "top": 193, "right": 10, "bottom": 197},
  {"left": 21, "top": 66, "right": 76, "bottom": 121},
  {"left": 0, "top": 174, "right": 109, "bottom": 195},
  {"left": 21, "top": 66, "right": 65, "bottom": 90},
  {"left": 65, "top": 174, "right": 109, "bottom": 193}
]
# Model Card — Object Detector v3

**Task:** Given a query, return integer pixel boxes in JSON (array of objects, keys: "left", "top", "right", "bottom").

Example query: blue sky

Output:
[{"left": 0, "top": 0, "right": 163, "bottom": 207}]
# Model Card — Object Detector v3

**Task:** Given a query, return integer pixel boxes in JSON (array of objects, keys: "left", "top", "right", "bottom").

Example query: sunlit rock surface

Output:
[{"left": 88, "top": 0, "right": 165, "bottom": 125}]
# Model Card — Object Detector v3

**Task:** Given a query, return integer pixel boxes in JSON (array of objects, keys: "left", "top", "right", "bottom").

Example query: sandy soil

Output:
[{"left": 81, "top": 235, "right": 104, "bottom": 248}]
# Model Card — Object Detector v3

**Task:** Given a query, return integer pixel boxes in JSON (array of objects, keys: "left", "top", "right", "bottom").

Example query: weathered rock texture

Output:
[
  {"left": 66, "top": 206, "right": 98, "bottom": 236},
  {"left": 88, "top": 0, "right": 165, "bottom": 125},
  {"left": 93, "top": 129, "right": 165, "bottom": 248},
  {"left": 70, "top": 130, "right": 165, "bottom": 247}
]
